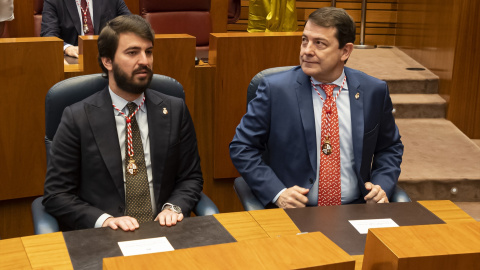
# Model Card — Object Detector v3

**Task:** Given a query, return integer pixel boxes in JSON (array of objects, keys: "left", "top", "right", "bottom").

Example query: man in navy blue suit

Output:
[
  {"left": 230, "top": 7, "right": 403, "bottom": 208},
  {"left": 41, "top": 0, "right": 131, "bottom": 58}
]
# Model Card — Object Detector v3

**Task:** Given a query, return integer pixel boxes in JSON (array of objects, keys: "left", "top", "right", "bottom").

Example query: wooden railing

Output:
[{"left": 228, "top": 0, "right": 398, "bottom": 46}]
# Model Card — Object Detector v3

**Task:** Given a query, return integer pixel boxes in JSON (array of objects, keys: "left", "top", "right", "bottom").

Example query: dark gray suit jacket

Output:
[
  {"left": 43, "top": 88, "right": 203, "bottom": 230},
  {"left": 41, "top": 0, "right": 131, "bottom": 46}
]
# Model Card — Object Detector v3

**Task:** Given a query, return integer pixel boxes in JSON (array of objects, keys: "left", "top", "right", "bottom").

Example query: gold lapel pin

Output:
[
  {"left": 355, "top": 92, "right": 360, "bottom": 100},
  {"left": 163, "top": 108, "right": 168, "bottom": 115}
]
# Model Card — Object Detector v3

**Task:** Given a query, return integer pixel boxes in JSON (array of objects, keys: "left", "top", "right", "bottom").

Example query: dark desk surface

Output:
[
  {"left": 285, "top": 202, "right": 445, "bottom": 255},
  {"left": 64, "top": 55, "right": 78, "bottom": 65},
  {"left": 63, "top": 215, "right": 236, "bottom": 270}
]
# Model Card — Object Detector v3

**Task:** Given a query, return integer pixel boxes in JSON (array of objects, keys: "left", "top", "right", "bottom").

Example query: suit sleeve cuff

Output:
[
  {"left": 272, "top": 188, "right": 287, "bottom": 204},
  {"left": 94, "top": 213, "right": 113, "bottom": 228}
]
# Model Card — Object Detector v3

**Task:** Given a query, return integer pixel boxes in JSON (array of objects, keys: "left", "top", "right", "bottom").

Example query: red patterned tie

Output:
[
  {"left": 81, "top": 0, "right": 94, "bottom": 35},
  {"left": 318, "top": 84, "right": 341, "bottom": 206}
]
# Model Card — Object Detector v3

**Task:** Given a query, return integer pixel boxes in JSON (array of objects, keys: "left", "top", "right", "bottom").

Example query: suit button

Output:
[{"left": 309, "top": 178, "right": 314, "bottom": 184}]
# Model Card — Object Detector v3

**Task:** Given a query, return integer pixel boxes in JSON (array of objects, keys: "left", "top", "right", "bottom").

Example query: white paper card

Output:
[
  {"left": 118, "top": 237, "right": 174, "bottom": 256},
  {"left": 348, "top": 218, "right": 399, "bottom": 234}
]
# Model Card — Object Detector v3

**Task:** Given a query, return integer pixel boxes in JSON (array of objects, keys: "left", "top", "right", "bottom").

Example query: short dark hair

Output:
[
  {"left": 97, "top": 15, "right": 155, "bottom": 78},
  {"left": 306, "top": 7, "right": 356, "bottom": 48}
]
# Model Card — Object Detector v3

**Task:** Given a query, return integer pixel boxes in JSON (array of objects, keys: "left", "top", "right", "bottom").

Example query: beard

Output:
[{"left": 112, "top": 62, "right": 153, "bottom": 94}]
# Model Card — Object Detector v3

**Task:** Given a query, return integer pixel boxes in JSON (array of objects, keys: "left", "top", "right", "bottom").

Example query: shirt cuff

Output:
[
  {"left": 63, "top": 43, "right": 73, "bottom": 53},
  {"left": 272, "top": 188, "right": 287, "bottom": 204},
  {"left": 94, "top": 213, "right": 113, "bottom": 228}
]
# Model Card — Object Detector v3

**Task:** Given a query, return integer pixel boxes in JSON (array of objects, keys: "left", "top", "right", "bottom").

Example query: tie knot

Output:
[
  {"left": 320, "top": 84, "right": 336, "bottom": 97},
  {"left": 126, "top": 102, "right": 138, "bottom": 116}
]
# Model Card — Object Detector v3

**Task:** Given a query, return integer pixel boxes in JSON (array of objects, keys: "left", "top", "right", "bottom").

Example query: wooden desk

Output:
[
  {"left": 213, "top": 211, "right": 269, "bottom": 241},
  {"left": 0, "top": 37, "right": 64, "bottom": 202},
  {"left": 0, "top": 201, "right": 475, "bottom": 269},
  {"left": 248, "top": 208, "right": 301, "bottom": 237},
  {"left": 241, "top": 201, "right": 477, "bottom": 270},
  {"left": 363, "top": 222, "right": 480, "bottom": 269},
  {"left": 22, "top": 233, "right": 72, "bottom": 269},
  {"left": 0, "top": 238, "right": 30, "bottom": 269},
  {"left": 104, "top": 232, "right": 355, "bottom": 270},
  {"left": 418, "top": 200, "right": 476, "bottom": 223}
]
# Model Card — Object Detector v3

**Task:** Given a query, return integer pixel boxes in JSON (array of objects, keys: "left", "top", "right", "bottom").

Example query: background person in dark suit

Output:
[
  {"left": 43, "top": 15, "right": 203, "bottom": 231},
  {"left": 230, "top": 7, "right": 403, "bottom": 209},
  {"left": 41, "top": 0, "right": 130, "bottom": 58}
]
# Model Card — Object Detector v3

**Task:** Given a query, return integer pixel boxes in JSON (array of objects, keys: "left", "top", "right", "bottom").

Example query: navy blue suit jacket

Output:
[
  {"left": 230, "top": 66, "right": 403, "bottom": 206},
  {"left": 41, "top": 0, "right": 131, "bottom": 46}
]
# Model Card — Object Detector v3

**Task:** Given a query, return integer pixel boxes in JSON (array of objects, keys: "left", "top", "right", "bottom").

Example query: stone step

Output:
[
  {"left": 347, "top": 46, "right": 439, "bottom": 94},
  {"left": 473, "top": 139, "right": 480, "bottom": 149},
  {"left": 395, "top": 119, "right": 480, "bottom": 201},
  {"left": 347, "top": 46, "right": 480, "bottom": 204},
  {"left": 386, "top": 79, "right": 438, "bottom": 94},
  {"left": 391, "top": 94, "right": 446, "bottom": 118}
]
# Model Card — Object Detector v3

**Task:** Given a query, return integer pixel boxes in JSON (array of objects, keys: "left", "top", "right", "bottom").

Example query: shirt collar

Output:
[
  {"left": 108, "top": 87, "right": 146, "bottom": 114},
  {"left": 310, "top": 69, "right": 348, "bottom": 90}
]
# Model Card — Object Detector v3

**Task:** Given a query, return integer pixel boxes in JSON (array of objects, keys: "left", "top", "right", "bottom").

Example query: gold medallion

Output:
[
  {"left": 322, "top": 137, "right": 332, "bottom": 155},
  {"left": 83, "top": 24, "right": 89, "bottom": 34},
  {"left": 163, "top": 108, "right": 168, "bottom": 115},
  {"left": 127, "top": 159, "right": 138, "bottom": 175}
]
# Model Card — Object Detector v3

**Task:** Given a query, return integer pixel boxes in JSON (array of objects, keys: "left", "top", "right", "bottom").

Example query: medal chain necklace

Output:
[
  {"left": 75, "top": 0, "right": 91, "bottom": 34},
  {"left": 311, "top": 76, "right": 346, "bottom": 155},
  {"left": 112, "top": 97, "right": 145, "bottom": 175}
]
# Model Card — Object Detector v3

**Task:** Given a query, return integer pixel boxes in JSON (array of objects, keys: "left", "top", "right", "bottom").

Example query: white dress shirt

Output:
[
  {"left": 94, "top": 89, "right": 156, "bottom": 227},
  {"left": 64, "top": 0, "right": 94, "bottom": 51},
  {"left": 308, "top": 70, "right": 360, "bottom": 205},
  {"left": 272, "top": 69, "right": 361, "bottom": 205}
]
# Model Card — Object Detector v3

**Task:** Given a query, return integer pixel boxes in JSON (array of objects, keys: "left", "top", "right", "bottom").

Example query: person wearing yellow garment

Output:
[{"left": 248, "top": 0, "right": 297, "bottom": 32}]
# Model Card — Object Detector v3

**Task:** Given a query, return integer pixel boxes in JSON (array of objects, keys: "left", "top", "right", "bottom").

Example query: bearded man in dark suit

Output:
[{"left": 43, "top": 15, "right": 203, "bottom": 231}]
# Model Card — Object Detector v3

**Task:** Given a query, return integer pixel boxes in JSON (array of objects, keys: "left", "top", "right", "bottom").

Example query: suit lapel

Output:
[
  {"left": 92, "top": 0, "right": 102, "bottom": 34},
  {"left": 65, "top": 0, "right": 82, "bottom": 36},
  {"left": 295, "top": 71, "right": 317, "bottom": 173},
  {"left": 85, "top": 88, "right": 125, "bottom": 201},
  {"left": 345, "top": 67, "right": 364, "bottom": 175},
  {"left": 145, "top": 90, "right": 169, "bottom": 206}
]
